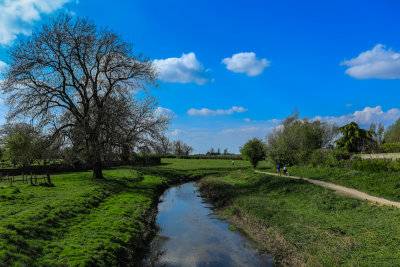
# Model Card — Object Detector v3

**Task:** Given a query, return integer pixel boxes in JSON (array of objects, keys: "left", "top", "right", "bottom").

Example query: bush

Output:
[
  {"left": 387, "top": 160, "right": 400, "bottom": 172},
  {"left": 382, "top": 143, "right": 400, "bottom": 153},
  {"left": 240, "top": 138, "right": 266, "bottom": 168},
  {"left": 309, "top": 149, "right": 330, "bottom": 167},
  {"left": 351, "top": 159, "right": 392, "bottom": 173}
]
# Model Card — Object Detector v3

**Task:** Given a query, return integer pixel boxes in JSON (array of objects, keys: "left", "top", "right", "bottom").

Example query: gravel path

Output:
[{"left": 255, "top": 170, "right": 400, "bottom": 208}]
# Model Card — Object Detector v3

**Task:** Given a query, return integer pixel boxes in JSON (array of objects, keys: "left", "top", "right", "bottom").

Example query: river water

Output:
[{"left": 142, "top": 182, "right": 274, "bottom": 266}]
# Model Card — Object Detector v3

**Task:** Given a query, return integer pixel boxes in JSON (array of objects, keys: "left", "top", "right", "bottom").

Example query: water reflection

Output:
[{"left": 142, "top": 182, "right": 274, "bottom": 266}]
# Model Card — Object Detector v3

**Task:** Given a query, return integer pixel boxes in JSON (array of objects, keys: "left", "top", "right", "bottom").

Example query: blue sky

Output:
[{"left": 1, "top": 0, "right": 400, "bottom": 153}]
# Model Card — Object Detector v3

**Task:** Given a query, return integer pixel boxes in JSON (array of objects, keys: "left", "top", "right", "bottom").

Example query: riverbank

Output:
[
  {"left": 143, "top": 182, "right": 273, "bottom": 266},
  {"left": 198, "top": 169, "right": 400, "bottom": 266},
  {"left": 0, "top": 159, "right": 250, "bottom": 266}
]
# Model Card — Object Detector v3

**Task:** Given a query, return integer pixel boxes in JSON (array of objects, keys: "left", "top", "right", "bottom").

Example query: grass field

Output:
[
  {"left": 198, "top": 170, "right": 400, "bottom": 266},
  {"left": 0, "top": 159, "right": 249, "bottom": 266},
  {"left": 258, "top": 164, "right": 400, "bottom": 202},
  {"left": 1, "top": 158, "right": 399, "bottom": 266}
]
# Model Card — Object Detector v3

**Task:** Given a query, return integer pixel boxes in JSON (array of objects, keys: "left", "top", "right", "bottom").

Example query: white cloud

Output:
[
  {"left": 221, "top": 52, "right": 270, "bottom": 76},
  {"left": 154, "top": 107, "right": 177, "bottom": 119},
  {"left": 341, "top": 44, "right": 400, "bottom": 79},
  {"left": 314, "top": 106, "right": 400, "bottom": 126},
  {"left": 187, "top": 106, "right": 248, "bottom": 116},
  {"left": 169, "top": 129, "right": 183, "bottom": 136},
  {"left": 220, "top": 126, "right": 271, "bottom": 135},
  {"left": 244, "top": 118, "right": 281, "bottom": 124},
  {"left": 0, "top": 0, "right": 73, "bottom": 45},
  {"left": 153, "top": 52, "right": 210, "bottom": 85}
]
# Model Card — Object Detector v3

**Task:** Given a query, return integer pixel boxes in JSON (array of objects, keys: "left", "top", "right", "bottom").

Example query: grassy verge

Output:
[
  {"left": 198, "top": 170, "right": 400, "bottom": 266},
  {"left": 0, "top": 159, "right": 250, "bottom": 266},
  {"left": 259, "top": 165, "right": 400, "bottom": 202}
]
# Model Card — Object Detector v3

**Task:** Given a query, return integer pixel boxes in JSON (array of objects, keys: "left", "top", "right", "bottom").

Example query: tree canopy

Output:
[
  {"left": 1, "top": 14, "right": 169, "bottom": 178},
  {"left": 384, "top": 118, "right": 400, "bottom": 143},
  {"left": 335, "top": 122, "right": 375, "bottom": 153},
  {"left": 240, "top": 138, "right": 265, "bottom": 168},
  {"left": 267, "top": 110, "right": 337, "bottom": 165}
]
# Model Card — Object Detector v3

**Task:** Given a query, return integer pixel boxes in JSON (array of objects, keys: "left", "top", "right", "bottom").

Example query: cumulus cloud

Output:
[
  {"left": 187, "top": 106, "right": 248, "bottom": 116},
  {"left": 341, "top": 44, "right": 400, "bottom": 79},
  {"left": 153, "top": 53, "right": 210, "bottom": 85},
  {"left": 221, "top": 52, "right": 270, "bottom": 76},
  {"left": 314, "top": 106, "right": 400, "bottom": 126},
  {"left": 0, "top": 0, "right": 73, "bottom": 45},
  {"left": 154, "top": 107, "right": 177, "bottom": 119}
]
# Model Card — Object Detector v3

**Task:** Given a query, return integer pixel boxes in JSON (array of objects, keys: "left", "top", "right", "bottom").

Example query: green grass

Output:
[
  {"left": 2, "top": 158, "right": 398, "bottom": 266},
  {"left": 0, "top": 159, "right": 246, "bottom": 266},
  {"left": 198, "top": 170, "right": 400, "bottom": 266},
  {"left": 263, "top": 165, "right": 400, "bottom": 202}
]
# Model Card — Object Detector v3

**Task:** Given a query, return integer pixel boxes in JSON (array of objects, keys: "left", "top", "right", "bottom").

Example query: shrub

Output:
[
  {"left": 309, "top": 149, "right": 330, "bottom": 167},
  {"left": 382, "top": 143, "right": 400, "bottom": 153},
  {"left": 240, "top": 138, "right": 266, "bottom": 168},
  {"left": 351, "top": 159, "right": 391, "bottom": 173}
]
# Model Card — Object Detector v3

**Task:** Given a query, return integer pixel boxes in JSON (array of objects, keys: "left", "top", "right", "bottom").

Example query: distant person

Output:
[
  {"left": 277, "top": 165, "right": 281, "bottom": 176},
  {"left": 283, "top": 166, "right": 287, "bottom": 175},
  {"left": 232, "top": 160, "right": 235, "bottom": 166}
]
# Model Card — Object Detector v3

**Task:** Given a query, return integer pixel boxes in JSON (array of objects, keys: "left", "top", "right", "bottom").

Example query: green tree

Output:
[
  {"left": 240, "top": 138, "right": 266, "bottom": 168},
  {"left": 335, "top": 122, "right": 374, "bottom": 153},
  {"left": 384, "top": 118, "right": 400, "bottom": 143},
  {"left": 1, "top": 123, "right": 41, "bottom": 166},
  {"left": 266, "top": 110, "right": 337, "bottom": 165}
]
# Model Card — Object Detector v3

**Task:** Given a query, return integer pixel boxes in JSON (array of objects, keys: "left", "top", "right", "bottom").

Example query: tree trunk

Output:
[{"left": 92, "top": 162, "right": 104, "bottom": 179}]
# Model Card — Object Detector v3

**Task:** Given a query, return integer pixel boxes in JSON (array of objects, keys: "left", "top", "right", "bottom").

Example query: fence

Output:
[
  {"left": 0, "top": 172, "right": 52, "bottom": 186},
  {"left": 360, "top": 153, "right": 400, "bottom": 161}
]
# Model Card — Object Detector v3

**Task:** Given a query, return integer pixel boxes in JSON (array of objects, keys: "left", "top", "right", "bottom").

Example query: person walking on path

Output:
[
  {"left": 277, "top": 165, "right": 281, "bottom": 176},
  {"left": 283, "top": 166, "right": 287, "bottom": 175}
]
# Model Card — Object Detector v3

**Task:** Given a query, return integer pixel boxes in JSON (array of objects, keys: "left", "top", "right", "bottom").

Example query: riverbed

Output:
[{"left": 142, "top": 182, "right": 274, "bottom": 266}]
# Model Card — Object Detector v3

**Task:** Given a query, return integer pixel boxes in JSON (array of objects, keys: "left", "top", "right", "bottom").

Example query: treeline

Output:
[
  {"left": 241, "top": 110, "right": 400, "bottom": 170},
  {"left": 163, "top": 154, "right": 242, "bottom": 160},
  {"left": 0, "top": 122, "right": 166, "bottom": 169}
]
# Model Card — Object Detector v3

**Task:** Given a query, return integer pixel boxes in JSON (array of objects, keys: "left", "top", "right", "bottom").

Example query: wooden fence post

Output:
[
  {"left": 30, "top": 173, "right": 33, "bottom": 185},
  {"left": 35, "top": 174, "right": 37, "bottom": 184},
  {"left": 47, "top": 172, "right": 51, "bottom": 184}
]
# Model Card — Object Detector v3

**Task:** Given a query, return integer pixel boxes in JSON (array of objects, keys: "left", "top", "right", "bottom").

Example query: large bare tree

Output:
[{"left": 1, "top": 14, "right": 163, "bottom": 178}]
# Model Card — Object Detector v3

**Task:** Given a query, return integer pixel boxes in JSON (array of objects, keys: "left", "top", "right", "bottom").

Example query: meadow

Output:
[
  {"left": 0, "top": 159, "right": 246, "bottom": 266},
  {"left": 1, "top": 158, "right": 399, "bottom": 266},
  {"left": 198, "top": 170, "right": 400, "bottom": 266},
  {"left": 259, "top": 164, "right": 400, "bottom": 202}
]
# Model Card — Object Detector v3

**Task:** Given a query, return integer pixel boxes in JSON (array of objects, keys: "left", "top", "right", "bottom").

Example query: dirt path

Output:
[{"left": 255, "top": 170, "right": 400, "bottom": 208}]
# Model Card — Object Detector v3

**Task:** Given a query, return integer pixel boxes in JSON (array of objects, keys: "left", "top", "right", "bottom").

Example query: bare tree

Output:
[
  {"left": 181, "top": 143, "right": 194, "bottom": 155},
  {"left": 153, "top": 135, "right": 171, "bottom": 155},
  {"left": 1, "top": 14, "right": 160, "bottom": 178},
  {"left": 169, "top": 140, "right": 193, "bottom": 156}
]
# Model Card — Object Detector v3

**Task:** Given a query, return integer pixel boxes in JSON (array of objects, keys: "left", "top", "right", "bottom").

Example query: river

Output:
[{"left": 142, "top": 182, "right": 274, "bottom": 266}]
